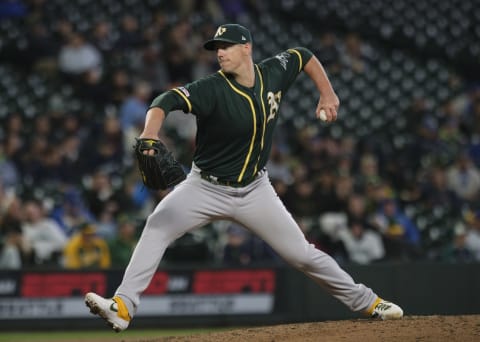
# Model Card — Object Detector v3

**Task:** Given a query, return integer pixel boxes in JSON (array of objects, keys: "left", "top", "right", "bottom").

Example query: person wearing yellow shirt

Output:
[{"left": 63, "top": 223, "right": 111, "bottom": 269}]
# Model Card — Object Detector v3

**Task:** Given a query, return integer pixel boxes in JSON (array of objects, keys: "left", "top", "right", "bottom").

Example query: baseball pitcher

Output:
[{"left": 86, "top": 23, "right": 403, "bottom": 332}]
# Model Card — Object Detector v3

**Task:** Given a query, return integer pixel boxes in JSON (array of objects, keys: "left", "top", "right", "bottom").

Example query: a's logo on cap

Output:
[
  {"left": 215, "top": 27, "right": 227, "bottom": 37},
  {"left": 241, "top": 35, "right": 246, "bottom": 40}
]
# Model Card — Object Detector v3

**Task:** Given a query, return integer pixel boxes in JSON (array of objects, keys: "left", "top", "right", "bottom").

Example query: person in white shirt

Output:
[
  {"left": 446, "top": 153, "right": 480, "bottom": 204},
  {"left": 0, "top": 225, "right": 23, "bottom": 269},
  {"left": 22, "top": 200, "right": 68, "bottom": 265},
  {"left": 58, "top": 32, "right": 102, "bottom": 76},
  {"left": 338, "top": 219, "right": 385, "bottom": 264}
]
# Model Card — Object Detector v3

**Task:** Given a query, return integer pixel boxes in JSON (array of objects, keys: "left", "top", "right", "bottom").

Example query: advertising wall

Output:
[
  {"left": 1, "top": 263, "right": 479, "bottom": 330},
  {"left": 0, "top": 269, "right": 276, "bottom": 320}
]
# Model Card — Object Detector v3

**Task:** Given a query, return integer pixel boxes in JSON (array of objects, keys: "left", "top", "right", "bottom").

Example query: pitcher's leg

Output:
[
  {"left": 236, "top": 178, "right": 377, "bottom": 312},
  {"left": 115, "top": 179, "right": 220, "bottom": 313}
]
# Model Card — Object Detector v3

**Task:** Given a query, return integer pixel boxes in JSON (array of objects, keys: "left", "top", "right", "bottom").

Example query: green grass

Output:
[{"left": 0, "top": 328, "right": 229, "bottom": 342}]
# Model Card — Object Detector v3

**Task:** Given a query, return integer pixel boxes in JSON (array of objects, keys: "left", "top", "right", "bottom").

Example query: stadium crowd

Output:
[{"left": 1, "top": 0, "right": 480, "bottom": 270}]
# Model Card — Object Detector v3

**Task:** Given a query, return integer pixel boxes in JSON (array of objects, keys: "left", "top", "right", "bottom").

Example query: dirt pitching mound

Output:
[{"left": 154, "top": 315, "right": 480, "bottom": 342}]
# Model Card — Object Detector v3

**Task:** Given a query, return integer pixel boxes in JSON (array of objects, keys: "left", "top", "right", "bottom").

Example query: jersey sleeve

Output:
[
  {"left": 287, "top": 47, "right": 314, "bottom": 73},
  {"left": 149, "top": 77, "right": 216, "bottom": 117},
  {"left": 264, "top": 47, "right": 314, "bottom": 91}
]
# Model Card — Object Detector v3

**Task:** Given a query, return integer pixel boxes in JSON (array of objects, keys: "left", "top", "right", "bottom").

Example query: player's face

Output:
[{"left": 215, "top": 42, "right": 249, "bottom": 73}]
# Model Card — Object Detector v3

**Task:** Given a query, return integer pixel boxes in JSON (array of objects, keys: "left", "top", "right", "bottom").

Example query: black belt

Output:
[{"left": 200, "top": 169, "right": 264, "bottom": 188}]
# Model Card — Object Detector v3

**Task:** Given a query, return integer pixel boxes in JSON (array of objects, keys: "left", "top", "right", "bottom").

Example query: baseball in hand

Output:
[{"left": 319, "top": 109, "right": 327, "bottom": 121}]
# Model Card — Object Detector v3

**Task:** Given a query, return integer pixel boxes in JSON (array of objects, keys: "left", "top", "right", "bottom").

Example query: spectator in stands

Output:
[
  {"left": 22, "top": 199, "right": 67, "bottom": 266},
  {"left": 340, "top": 33, "right": 374, "bottom": 73},
  {"left": 84, "top": 116, "right": 125, "bottom": 173},
  {"left": 441, "top": 222, "right": 475, "bottom": 262},
  {"left": 50, "top": 188, "right": 96, "bottom": 236},
  {"left": 24, "top": 22, "right": 58, "bottom": 74},
  {"left": 52, "top": 19, "right": 74, "bottom": 45},
  {"left": 339, "top": 136, "right": 357, "bottom": 161},
  {"left": 284, "top": 178, "right": 320, "bottom": 221},
  {"left": 115, "top": 15, "right": 143, "bottom": 50},
  {"left": 462, "top": 96, "right": 480, "bottom": 141},
  {"left": 119, "top": 81, "right": 151, "bottom": 133},
  {"left": 464, "top": 211, "right": 480, "bottom": 261},
  {"left": 63, "top": 222, "right": 111, "bottom": 269},
  {"left": 109, "top": 167, "right": 153, "bottom": 217},
  {"left": 58, "top": 32, "right": 103, "bottom": 82},
  {"left": 313, "top": 32, "right": 341, "bottom": 73},
  {"left": 108, "top": 218, "right": 138, "bottom": 268},
  {"left": 338, "top": 218, "right": 385, "bottom": 264},
  {"left": 366, "top": 180, "right": 397, "bottom": 212},
  {"left": 4, "top": 112, "right": 23, "bottom": 137},
  {"left": 465, "top": 96, "right": 480, "bottom": 165},
  {"left": 345, "top": 193, "right": 369, "bottom": 222},
  {"left": 33, "top": 114, "right": 52, "bottom": 140},
  {"left": 107, "top": 68, "right": 133, "bottom": 107},
  {"left": 136, "top": 44, "right": 170, "bottom": 94},
  {"left": 3, "top": 132, "right": 23, "bottom": 172},
  {"left": 313, "top": 168, "right": 347, "bottom": 214},
  {"left": 420, "top": 165, "right": 461, "bottom": 212},
  {"left": 0, "top": 223, "right": 23, "bottom": 269},
  {"left": 82, "top": 169, "right": 121, "bottom": 220},
  {"left": 164, "top": 18, "right": 198, "bottom": 58},
  {"left": 192, "top": 48, "right": 219, "bottom": 80},
  {"left": 408, "top": 98, "right": 441, "bottom": 164},
  {"left": 61, "top": 113, "right": 84, "bottom": 139},
  {"left": 77, "top": 68, "right": 110, "bottom": 106},
  {"left": 320, "top": 193, "right": 373, "bottom": 260},
  {"left": 0, "top": 141, "right": 19, "bottom": 191},
  {"left": 293, "top": 132, "right": 334, "bottom": 173},
  {"left": 333, "top": 174, "right": 355, "bottom": 213},
  {"left": 0, "top": 194, "right": 33, "bottom": 268},
  {"left": 95, "top": 210, "right": 118, "bottom": 241},
  {"left": 371, "top": 197, "right": 421, "bottom": 260},
  {"left": 21, "top": 135, "right": 47, "bottom": 180},
  {"left": 222, "top": 223, "right": 277, "bottom": 266},
  {"left": 354, "top": 153, "right": 383, "bottom": 193},
  {"left": 165, "top": 46, "right": 193, "bottom": 87},
  {"left": 31, "top": 145, "right": 66, "bottom": 184},
  {"left": 446, "top": 152, "right": 480, "bottom": 204},
  {"left": 266, "top": 143, "right": 294, "bottom": 185},
  {"left": 81, "top": 167, "right": 131, "bottom": 240},
  {"left": 59, "top": 134, "right": 84, "bottom": 185},
  {"left": 437, "top": 104, "right": 464, "bottom": 162},
  {"left": 91, "top": 20, "right": 117, "bottom": 57}
]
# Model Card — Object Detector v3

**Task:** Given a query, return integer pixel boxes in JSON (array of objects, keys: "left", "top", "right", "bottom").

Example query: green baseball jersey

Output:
[{"left": 150, "top": 47, "right": 313, "bottom": 183}]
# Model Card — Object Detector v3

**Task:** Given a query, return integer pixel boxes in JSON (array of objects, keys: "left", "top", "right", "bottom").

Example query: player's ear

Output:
[{"left": 243, "top": 42, "right": 252, "bottom": 56}]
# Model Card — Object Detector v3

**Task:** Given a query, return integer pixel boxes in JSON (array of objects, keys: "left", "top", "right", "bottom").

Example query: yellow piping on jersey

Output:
[
  {"left": 172, "top": 88, "right": 192, "bottom": 113},
  {"left": 287, "top": 48, "right": 303, "bottom": 72},
  {"left": 254, "top": 64, "right": 267, "bottom": 174},
  {"left": 219, "top": 70, "right": 256, "bottom": 183}
]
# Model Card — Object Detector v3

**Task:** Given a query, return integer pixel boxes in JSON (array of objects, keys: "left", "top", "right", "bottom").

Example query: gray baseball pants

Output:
[{"left": 115, "top": 164, "right": 378, "bottom": 315}]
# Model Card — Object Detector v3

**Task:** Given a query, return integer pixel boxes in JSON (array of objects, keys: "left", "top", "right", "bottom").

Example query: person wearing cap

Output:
[
  {"left": 63, "top": 222, "right": 111, "bottom": 269},
  {"left": 86, "top": 23, "right": 403, "bottom": 332}
]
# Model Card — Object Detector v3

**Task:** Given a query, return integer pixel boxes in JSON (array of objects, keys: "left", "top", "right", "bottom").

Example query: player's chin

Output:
[{"left": 219, "top": 63, "right": 231, "bottom": 73}]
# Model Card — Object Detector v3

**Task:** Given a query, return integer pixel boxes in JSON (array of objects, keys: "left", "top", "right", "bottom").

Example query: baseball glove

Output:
[{"left": 134, "top": 138, "right": 186, "bottom": 190}]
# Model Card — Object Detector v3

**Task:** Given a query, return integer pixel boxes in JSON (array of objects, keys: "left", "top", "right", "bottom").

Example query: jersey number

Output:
[{"left": 267, "top": 91, "right": 282, "bottom": 122}]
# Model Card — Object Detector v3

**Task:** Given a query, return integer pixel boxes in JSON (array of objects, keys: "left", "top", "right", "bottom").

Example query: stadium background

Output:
[{"left": 0, "top": 0, "right": 480, "bottom": 337}]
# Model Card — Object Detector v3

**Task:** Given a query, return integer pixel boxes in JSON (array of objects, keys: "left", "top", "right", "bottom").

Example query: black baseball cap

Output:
[{"left": 203, "top": 24, "right": 252, "bottom": 51}]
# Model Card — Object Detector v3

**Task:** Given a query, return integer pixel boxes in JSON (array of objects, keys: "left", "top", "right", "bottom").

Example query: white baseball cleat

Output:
[
  {"left": 368, "top": 298, "right": 404, "bottom": 320},
  {"left": 85, "top": 292, "right": 131, "bottom": 332}
]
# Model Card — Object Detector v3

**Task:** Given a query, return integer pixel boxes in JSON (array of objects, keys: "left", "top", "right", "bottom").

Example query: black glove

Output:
[{"left": 134, "top": 138, "right": 186, "bottom": 190}]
